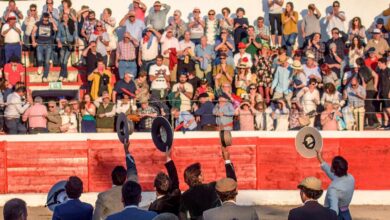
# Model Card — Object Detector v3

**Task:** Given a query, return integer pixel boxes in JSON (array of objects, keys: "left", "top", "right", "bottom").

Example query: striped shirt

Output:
[{"left": 116, "top": 40, "right": 138, "bottom": 61}]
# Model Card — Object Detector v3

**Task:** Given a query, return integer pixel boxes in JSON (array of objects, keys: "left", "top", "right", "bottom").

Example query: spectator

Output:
[
  {"left": 326, "top": 27, "right": 347, "bottom": 76},
  {"left": 188, "top": 7, "right": 205, "bottom": 45},
  {"left": 76, "top": 5, "right": 90, "bottom": 48},
  {"left": 254, "top": 46, "right": 273, "bottom": 103},
  {"left": 119, "top": 10, "right": 145, "bottom": 42},
  {"left": 233, "top": 42, "right": 252, "bottom": 68},
  {"left": 213, "top": 53, "right": 234, "bottom": 89},
  {"left": 365, "top": 47, "right": 378, "bottom": 70},
  {"left": 316, "top": 153, "right": 355, "bottom": 218},
  {"left": 131, "top": 0, "right": 147, "bottom": 22},
  {"left": 138, "top": 26, "right": 161, "bottom": 73},
  {"left": 235, "top": 100, "right": 256, "bottom": 131},
  {"left": 193, "top": 78, "right": 213, "bottom": 100},
  {"left": 171, "top": 107, "right": 197, "bottom": 131},
  {"left": 22, "top": 96, "right": 48, "bottom": 134},
  {"left": 203, "top": 177, "right": 259, "bottom": 220},
  {"left": 31, "top": 12, "right": 58, "bottom": 81},
  {"left": 149, "top": 55, "right": 170, "bottom": 100},
  {"left": 194, "top": 93, "right": 216, "bottom": 131},
  {"left": 93, "top": 166, "right": 127, "bottom": 220},
  {"left": 112, "top": 72, "right": 136, "bottom": 103},
  {"left": 146, "top": 1, "right": 171, "bottom": 32},
  {"left": 301, "top": 4, "right": 321, "bottom": 48},
  {"left": 3, "top": 0, "right": 23, "bottom": 22},
  {"left": 326, "top": 1, "right": 346, "bottom": 37},
  {"left": 288, "top": 176, "right": 337, "bottom": 220},
  {"left": 3, "top": 56, "right": 24, "bottom": 86},
  {"left": 289, "top": 98, "right": 303, "bottom": 130},
  {"left": 273, "top": 99, "right": 290, "bottom": 131},
  {"left": 281, "top": 2, "right": 298, "bottom": 56},
  {"left": 83, "top": 41, "right": 103, "bottom": 75},
  {"left": 138, "top": 98, "right": 157, "bottom": 132},
  {"left": 348, "top": 17, "right": 366, "bottom": 45},
  {"left": 254, "top": 101, "right": 267, "bottom": 130},
  {"left": 3, "top": 198, "right": 27, "bottom": 220},
  {"left": 344, "top": 77, "right": 366, "bottom": 131},
  {"left": 57, "top": 13, "right": 78, "bottom": 82},
  {"left": 235, "top": 60, "right": 253, "bottom": 97},
  {"left": 60, "top": 0, "right": 77, "bottom": 21},
  {"left": 179, "top": 147, "right": 236, "bottom": 219},
  {"left": 255, "top": 16, "right": 270, "bottom": 46},
  {"left": 342, "top": 63, "right": 360, "bottom": 88},
  {"left": 115, "top": 32, "right": 139, "bottom": 79},
  {"left": 22, "top": 4, "right": 39, "bottom": 66},
  {"left": 213, "top": 93, "right": 235, "bottom": 131},
  {"left": 296, "top": 79, "right": 320, "bottom": 127},
  {"left": 88, "top": 59, "right": 113, "bottom": 100},
  {"left": 268, "top": 0, "right": 284, "bottom": 47},
  {"left": 116, "top": 94, "right": 132, "bottom": 114},
  {"left": 271, "top": 54, "right": 293, "bottom": 107},
  {"left": 60, "top": 104, "right": 78, "bottom": 133},
  {"left": 2, "top": 16, "right": 22, "bottom": 63},
  {"left": 304, "top": 33, "right": 325, "bottom": 64},
  {"left": 214, "top": 29, "right": 235, "bottom": 65},
  {"left": 321, "top": 102, "right": 342, "bottom": 131},
  {"left": 377, "top": 58, "right": 390, "bottom": 129},
  {"left": 89, "top": 21, "right": 110, "bottom": 65},
  {"left": 187, "top": 72, "right": 201, "bottom": 98},
  {"left": 94, "top": 92, "right": 115, "bottom": 133},
  {"left": 195, "top": 36, "right": 215, "bottom": 80},
  {"left": 348, "top": 36, "right": 364, "bottom": 68},
  {"left": 106, "top": 181, "right": 157, "bottom": 220},
  {"left": 177, "top": 31, "right": 196, "bottom": 76},
  {"left": 160, "top": 28, "right": 179, "bottom": 83},
  {"left": 80, "top": 93, "right": 96, "bottom": 133},
  {"left": 4, "top": 86, "right": 30, "bottom": 134},
  {"left": 168, "top": 10, "right": 187, "bottom": 40},
  {"left": 134, "top": 71, "right": 150, "bottom": 102},
  {"left": 372, "top": 18, "right": 389, "bottom": 45},
  {"left": 219, "top": 7, "right": 234, "bottom": 34},
  {"left": 204, "top": 9, "right": 219, "bottom": 46},
  {"left": 171, "top": 73, "right": 193, "bottom": 112},
  {"left": 81, "top": 10, "right": 98, "bottom": 43},
  {"left": 233, "top": 8, "right": 248, "bottom": 50},
  {"left": 290, "top": 60, "right": 306, "bottom": 95},
  {"left": 303, "top": 53, "right": 322, "bottom": 84},
  {"left": 53, "top": 176, "right": 94, "bottom": 220},
  {"left": 248, "top": 84, "right": 263, "bottom": 107},
  {"left": 47, "top": 100, "right": 62, "bottom": 133},
  {"left": 42, "top": 0, "right": 60, "bottom": 22},
  {"left": 59, "top": 98, "right": 69, "bottom": 114},
  {"left": 241, "top": 26, "right": 262, "bottom": 59},
  {"left": 321, "top": 83, "right": 344, "bottom": 107},
  {"left": 365, "top": 28, "right": 389, "bottom": 58},
  {"left": 324, "top": 42, "right": 343, "bottom": 78},
  {"left": 101, "top": 8, "right": 117, "bottom": 54}
]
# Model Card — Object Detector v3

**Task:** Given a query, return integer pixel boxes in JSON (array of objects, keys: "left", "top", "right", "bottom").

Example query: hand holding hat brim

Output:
[
  {"left": 151, "top": 117, "right": 174, "bottom": 152},
  {"left": 295, "top": 127, "right": 323, "bottom": 158}
]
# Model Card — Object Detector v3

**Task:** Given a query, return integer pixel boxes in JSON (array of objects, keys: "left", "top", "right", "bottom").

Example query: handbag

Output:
[{"left": 298, "top": 115, "right": 310, "bottom": 127}]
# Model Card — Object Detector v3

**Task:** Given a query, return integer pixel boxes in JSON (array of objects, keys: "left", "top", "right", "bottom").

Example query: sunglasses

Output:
[
  {"left": 220, "top": 57, "right": 226, "bottom": 60},
  {"left": 193, "top": 11, "right": 200, "bottom": 13},
  {"left": 209, "top": 13, "right": 215, "bottom": 15},
  {"left": 332, "top": 32, "right": 339, "bottom": 34},
  {"left": 333, "top": 5, "right": 339, "bottom": 7},
  {"left": 49, "top": 106, "right": 55, "bottom": 108},
  {"left": 351, "top": 84, "right": 357, "bottom": 87},
  {"left": 250, "top": 87, "right": 256, "bottom": 90},
  {"left": 311, "top": 83, "right": 317, "bottom": 86}
]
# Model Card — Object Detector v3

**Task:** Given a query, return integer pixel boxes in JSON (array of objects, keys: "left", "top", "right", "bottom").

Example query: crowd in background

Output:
[{"left": 1, "top": 0, "right": 390, "bottom": 134}]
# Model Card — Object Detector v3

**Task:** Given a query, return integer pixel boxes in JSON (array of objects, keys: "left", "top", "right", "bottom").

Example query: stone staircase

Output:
[{"left": 27, "top": 67, "right": 82, "bottom": 83}]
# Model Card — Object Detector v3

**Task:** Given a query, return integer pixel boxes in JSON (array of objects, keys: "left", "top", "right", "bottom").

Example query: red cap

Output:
[{"left": 238, "top": 42, "right": 246, "bottom": 49}]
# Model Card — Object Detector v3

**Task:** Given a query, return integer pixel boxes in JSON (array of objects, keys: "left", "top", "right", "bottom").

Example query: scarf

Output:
[
  {"left": 143, "top": 34, "right": 154, "bottom": 49},
  {"left": 169, "top": 48, "right": 178, "bottom": 71}
]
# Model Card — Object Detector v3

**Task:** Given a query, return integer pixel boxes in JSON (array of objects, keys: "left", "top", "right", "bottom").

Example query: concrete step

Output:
[{"left": 27, "top": 68, "right": 79, "bottom": 83}]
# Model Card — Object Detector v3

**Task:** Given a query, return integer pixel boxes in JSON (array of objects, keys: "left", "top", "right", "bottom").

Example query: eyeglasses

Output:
[
  {"left": 193, "top": 11, "right": 200, "bottom": 13},
  {"left": 48, "top": 106, "right": 55, "bottom": 108},
  {"left": 208, "top": 13, "right": 215, "bottom": 16},
  {"left": 311, "top": 83, "right": 317, "bottom": 86},
  {"left": 333, "top": 5, "right": 339, "bottom": 7},
  {"left": 96, "top": 25, "right": 102, "bottom": 27},
  {"left": 332, "top": 32, "right": 339, "bottom": 34},
  {"left": 250, "top": 87, "right": 256, "bottom": 90}
]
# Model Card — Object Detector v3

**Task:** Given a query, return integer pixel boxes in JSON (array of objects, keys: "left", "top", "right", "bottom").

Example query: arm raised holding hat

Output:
[
  {"left": 124, "top": 141, "right": 139, "bottom": 182},
  {"left": 221, "top": 146, "right": 237, "bottom": 181}
]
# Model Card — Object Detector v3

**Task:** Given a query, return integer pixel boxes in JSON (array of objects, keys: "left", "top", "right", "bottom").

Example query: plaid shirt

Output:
[
  {"left": 116, "top": 40, "right": 138, "bottom": 61},
  {"left": 304, "top": 42, "right": 326, "bottom": 63},
  {"left": 138, "top": 106, "right": 157, "bottom": 129}
]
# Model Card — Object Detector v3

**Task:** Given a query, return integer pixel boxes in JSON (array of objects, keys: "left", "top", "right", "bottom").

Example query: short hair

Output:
[
  {"left": 65, "top": 176, "right": 83, "bottom": 199},
  {"left": 298, "top": 186, "right": 323, "bottom": 200},
  {"left": 8, "top": 0, "right": 16, "bottom": 4},
  {"left": 15, "top": 86, "right": 26, "bottom": 94},
  {"left": 156, "top": 55, "right": 164, "bottom": 60},
  {"left": 104, "top": 8, "right": 112, "bottom": 15},
  {"left": 236, "top": 7, "right": 245, "bottom": 14},
  {"left": 332, "top": 156, "right": 348, "bottom": 177},
  {"left": 173, "top": 10, "right": 182, "bottom": 17},
  {"left": 331, "top": 27, "right": 339, "bottom": 33},
  {"left": 3, "top": 198, "right": 27, "bottom": 220},
  {"left": 333, "top": 1, "right": 340, "bottom": 6},
  {"left": 355, "top": 57, "right": 365, "bottom": 67},
  {"left": 378, "top": 57, "right": 387, "bottom": 64},
  {"left": 42, "top": 12, "right": 50, "bottom": 18},
  {"left": 257, "top": 16, "right": 264, "bottom": 21},
  {"left": 216, "top": 190, "right": 238, "bottom": 202},
  {"left": 248, "top": 25, "right": 255, "bottom": 30},
  {"left": 221, "top": 7, "right": 230, "bottom": 14},
  {"left": 62, "top": 0, "right": 72, "bottom": 7},
  {"left": 122, "top": 181, "right": 142, "bottom": 206},
  {"left": 111, "top": 166, "right": 127, "bottom": 186},
  {"left": 324, "top": 83, "right": 336, "bottom": 94},
  {"left": 153, "top": 213, "right": 179, "bottom": 220},
  {"left": 30, "top": 4, "right": 37, "bottom": 9},
  {"left": 184, "top": 163, "right": 202, "bottom": 187},
  {"left": 308, "top": 78, "right": 317, "bottom": 85},
  {"left": 89, "top": 10, "right": 95, "bottom": 15},
  {"left": 34, "top": 96, "right": 43, "bottom": 104},
  {"left": 154, "top": 172, "right": 171, "bottom": 195}
]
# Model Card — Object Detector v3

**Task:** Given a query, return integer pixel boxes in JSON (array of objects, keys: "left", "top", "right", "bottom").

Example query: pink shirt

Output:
[
  {"left": 238, "top": 109, "right": 255, "bottom": 131},
  {"left": 22, "top": 104, "right": 48, "bottom": 128},
  {"left": 321, "top": 111, "right": 338, "bottom": 131},
  {"left": 134, "top": 7, "right": 145, "bottom": 21}
]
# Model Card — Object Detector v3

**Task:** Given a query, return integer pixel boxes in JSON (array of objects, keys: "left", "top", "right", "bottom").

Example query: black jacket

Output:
[
  {"left": 179, "top": 163, "right": 237, "bottom": 220},
  {"left": 288, "top": 201, "right": 338, "bottom": 220},
  {"left": 149, "top": 160, "right": 181, "bottom": 215}
]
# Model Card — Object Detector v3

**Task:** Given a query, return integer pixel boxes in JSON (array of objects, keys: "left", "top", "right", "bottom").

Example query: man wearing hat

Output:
[
  {"left": 213, "top": 92, "right": 235, "bottom": 131},
  {"left": 112, "top": 72, "right": 136, "bottom": 103},
  {"left": 138, "top": 97, "right": 157, "bottom": 132},
  {"left": 288, "top": 177, "right": 337, "bottom": 220},
  {"left": 119, "top": 10, "right": 145, "bottom": 42},
  {"left": 324, "top": 42, "right": 343, "bottom": 78},
  {"left": 203, "top": 177, "right": 259, "bottom": 220},
  {"left": 271, "top": 54, "right": 293, "bottom": 107},
  {"left": 194, "top": 93, "right": 216, "bottom": 131},
  {"left": 303, "top": 52, "right": 322, "bottom": 84},
  {"left": 115, "top": 31, "right": 139, "bottom": 79},
  {"left": 94, "top": 91, "right": 116, "bottom": 133},
  {"left": 146, "top": 1, "right": 171, "bottom": 33},
  {"left": 365, "top": 28, "right": 389, "bottom": 58},
  {"left": 233, "top": 42, "right": 253, "bottom": 68},
  {"left": 1, "top": 15, "right": 22, "bottom": 63}
]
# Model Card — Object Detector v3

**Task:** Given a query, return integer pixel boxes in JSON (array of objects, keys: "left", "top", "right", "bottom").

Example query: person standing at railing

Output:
[
  {"left": 343, "top": 77, "right": 366, "bottom": 131},
  {"left": 22, "top": 96, "right": 48, "bottom": 134},
  {"left": 296, "top": 79, "right": 320, "bottom": 127},
  {"left": 22, "top": 4, "right": 39, "bottom": 67},
  {"left": 4, "top": 86, "right": 30, "bottom": 134},
  {"left": 213, "top": 92, "right": 234, "bottom": 131},
  {"left": 1, "top": 16, "right": 22, "bottom": 63},
  {"left": 3, "top": 56, "right": 24, "bottom": 86},
  {"left": 377, "top": 58, "right": 390, "bottom": 129},
  {"left": 80, "top": 93, "right": 97, "bottom": 133},
  {"left": 31, "top": 12, "right": 58, "bottom": 82},
  {"left": 94, "top": 92, "right": 116, "bottom": 133},
  {"left": 47, "top": 100, "right": 62, "bottom": 133}
]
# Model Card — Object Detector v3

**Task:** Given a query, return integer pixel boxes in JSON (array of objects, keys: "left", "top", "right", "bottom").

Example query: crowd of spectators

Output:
[{"left": 1, "top": 0, "right": 390, "bottom": 134}]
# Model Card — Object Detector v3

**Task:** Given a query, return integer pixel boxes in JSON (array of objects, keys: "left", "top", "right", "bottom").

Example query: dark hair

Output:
[
  {"left": 257, "top": 16, "right": 264, "bottom": 21},
  {"left": 156, "top": 54, "right": 164, "bottom": 60},
  {"left": 378, "top": 57, "right": 387, "bottom": 64},
  {"left": 299, "top": 186, "right": 323, "bottom": 200},
  {"left": 285, "top": 2, "right": 294, "bottom": 15},
  {"left": 30, "top": 4, "right": 37, "bottom": 9},
  {"left": 0, "top": 78, "right": 7, "bottom": 91},
  {"left": 355, "top": 57, "right": 366, "bottom": 68},
  {"left": 3, "top": 198, "right": 27, "bottom": 220},
  {"left": 221, "top": 7, "right": 230, "bottom": 14},
  {"left": 65, "top": 176, "right": 83, "bottom": 199},
  {"left": 324, "top": 83, "right": 336, "bottom": 94},
  {"left": 122, "top": 181, "right": 142, "bottom": 206},
  {"left": 350, "top": 36, "right": 362, "bottom": 50},
  {"left": 8, "top": 0, "right": 15, "bottom": 4},
  {"left": 331, "top": 27, "right": 339, "bottom": 33},
  {"left": 216, "top": 190, "right": 238, "bottom": 202},
  {"left": 62, "top": 0, "right": 72, "bottom": 7},
  {"left": 247, "top": 25, "right": 255, "bottom": 30},
  {"left": 111, "top": 166, "right": 127, "bottom": 186},
  {"left": 236, "top": 7, "right": 245, "bottom": 15},
  {"left": 104, "top": 8, "right": 112, "bottom": 15},
  {"left": 154, "top": 172, "right": 171, "bottom": 195},
  {"left": 331, "top": 156, "right": 348, "bottom": 177},
  {"left": 61, "top": 14, "right": 75, "bottom": 35},
  {"left": 89, "top": 10, "right": 95, "bottom": 16},
  {"left": 333, "top": 1, "right": 340, "bottom": 6},
  {"left": 15, "top": 86, "right": 26, "bottom": 94},
  {"left": 184, "top": 163, "right": 202, "bottom": 187},
  {"left": 42, "top": 12, "right": 50, "bottom": 18},
  {"left": 351, "top": 17, "right": 363, "bottom": 29},
  {"left": 308, "top": 78, "right": 317, "bottom": 85}
]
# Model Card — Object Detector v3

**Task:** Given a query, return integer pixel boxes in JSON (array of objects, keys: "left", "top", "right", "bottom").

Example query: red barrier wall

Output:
[{"left": 0, "top": 136, "right": 389, "bottom": 193}]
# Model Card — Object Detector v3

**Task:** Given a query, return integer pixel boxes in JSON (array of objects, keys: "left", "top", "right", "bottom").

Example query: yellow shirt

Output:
[
  {"left": 87, "top": 70, "right": 113, "bottom": 100},
  {"left": 281, "top": 11, "right": 299, "bottom": 35}
]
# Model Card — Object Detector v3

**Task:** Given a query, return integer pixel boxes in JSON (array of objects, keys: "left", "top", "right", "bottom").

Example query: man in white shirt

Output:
[
  {"left": 160, "top": 27, "right": 179, "bottom": 83},
  {"left": 4, "top": 86, "right": 31, "bottom": 134},
  {"left": 177, "top": 31, "right": 196, "bottom": 77},
  {"left": 326, "top": 1, "right": 346, "bottom": 38},
  {"left": 138, "top": 26, "right": 161, "bottom": 73},
  {"left": 171, "top": 73, "right": 194, "bottom": 112},
  {"left": 233, "top": 42, "right": 253, "bottom": 68},
  {"left": 149, "top": 55, "right": 170, "bottom": 100},
  {"left": 1, "top": 16, "right": 22, "bottom": 63}
]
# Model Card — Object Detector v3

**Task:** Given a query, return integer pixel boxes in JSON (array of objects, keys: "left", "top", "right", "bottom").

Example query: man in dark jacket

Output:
[
  {"left": 149, "top": 148, "right": 181, "bottom": 215},
  {"left": 179, "top": 146, "right": 236, "bottom": 219},
  {"left": 194, "top": 93, "right": 216, "bottom": 131},
  {"left": 288, "top": 176, "right": 337, "bottom": 220}
]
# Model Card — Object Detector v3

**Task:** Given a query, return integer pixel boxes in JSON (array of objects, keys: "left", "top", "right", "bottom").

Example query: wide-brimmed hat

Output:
[
  {"left": 306, "top": 52, "right": 315, "bottom": 60},
  {"left": 298, "top": 176, "right": 322, "bottom": 191},
  {"left": 295, "top": 127, "right": 323, "bottom": 158},
  {"left": 46, "top": 180, "right": 68, "bottom": 212},
  {"left": 151, "top": 117, "right": 173, "bottom": 152},
  {"left": 116, "top": 113, "right": 134, "bottom": 144},
  {"left": 291, "top": 60, "right": 303, "bottom": 70}
]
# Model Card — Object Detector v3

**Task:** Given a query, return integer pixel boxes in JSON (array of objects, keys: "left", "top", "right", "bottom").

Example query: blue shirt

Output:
[
  {"left": 57, "top": 23, "right": 78, "bottom": 44},
  {"left": 213, "top": 102, "right": 234, "bottom": 130},
  {"left": 195, "top": 44, "right": 216, "bottom": 64},
  {"left": 346, "top": 85, "right": 366, "bottom": 108},
  {"left": 194, "top": 101, "right": 216, "bottom": 126},
  {"left": 123, "top": 19, "right": 145, "bottom": 41},
  {"left": 321, "top": 162, "right": 355, "bottom": 215},
  {"left": 271, "top": 66, "right": 292, "bottom": 94},
  {"left": 176, "top": 111, "right": 197, "bottom": 131}
]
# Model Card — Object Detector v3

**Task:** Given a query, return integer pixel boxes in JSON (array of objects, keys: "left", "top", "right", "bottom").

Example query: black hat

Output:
[
  {"left": 377, "top": 18, "right": 384, "bottom": 25},
  {"left": 220, "top": 130, "right": 232, "bottom": 147},
  {"left": 219, "top": 92, "right": 230, "bottom": 101},
  {"left": 151, "top": 117, "right": 174, "bottom": 152},
  {"left": 116, "top": 113, "right": 134, "bottom": 144},
  {"left": 46, "top": 180, "right": 68, "bottom": 212},
  {"left": 198, "top": 93, "right": 209, "bottom": 99}
]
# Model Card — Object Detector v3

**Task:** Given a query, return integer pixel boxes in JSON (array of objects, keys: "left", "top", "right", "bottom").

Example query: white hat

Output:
[{"left": 372, "top": 28, "right": 381, "bottom": 34}]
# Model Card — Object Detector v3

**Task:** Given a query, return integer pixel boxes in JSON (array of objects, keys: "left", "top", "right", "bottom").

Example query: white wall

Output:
[{"left": 1, "top": 0, "right": 388, "bottom": 39}]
